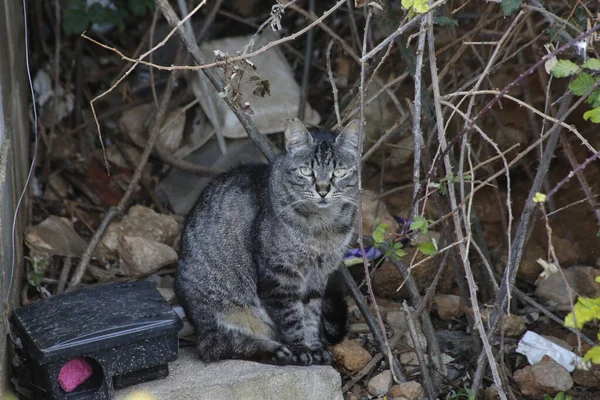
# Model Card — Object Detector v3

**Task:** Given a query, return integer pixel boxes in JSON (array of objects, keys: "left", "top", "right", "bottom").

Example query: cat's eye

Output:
[
  {"left": 299, "top": 167, "right": 313, "bottom": 176},
  {"left": 332, "top": 169, "right": 347, "bottom": 178}
]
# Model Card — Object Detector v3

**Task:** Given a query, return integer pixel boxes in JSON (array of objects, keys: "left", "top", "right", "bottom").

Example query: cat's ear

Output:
[
  {"left": 336, "top": 119, "right": 362, "bottom": 152},
  {"left": 284, "top": 118, "right": 313, "bottom": 153}
]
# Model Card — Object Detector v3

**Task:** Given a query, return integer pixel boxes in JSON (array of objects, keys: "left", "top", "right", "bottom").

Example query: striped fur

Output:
[{"left": 176, "top": 119, "right": 360, "bottom": 365}]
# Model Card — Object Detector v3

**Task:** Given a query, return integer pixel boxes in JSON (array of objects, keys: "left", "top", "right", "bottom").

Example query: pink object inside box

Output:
[{"left": 57, "top": 358, "right": 93, "bottom": 392}]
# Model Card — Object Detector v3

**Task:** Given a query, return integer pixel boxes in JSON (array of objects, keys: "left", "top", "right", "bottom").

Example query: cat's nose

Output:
[{"left": 316, "top": 182, "right": 331, "bottom": 198}]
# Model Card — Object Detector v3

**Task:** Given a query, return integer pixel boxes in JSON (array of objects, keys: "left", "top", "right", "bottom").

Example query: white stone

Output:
[
  {"left": 367, "top": 369, "right": 393, "bottom": 396},
  {"left": 116, "top": 348, "right": 343, "bottom": 400}
]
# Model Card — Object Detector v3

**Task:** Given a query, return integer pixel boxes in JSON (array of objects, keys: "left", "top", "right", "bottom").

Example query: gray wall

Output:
[{"left": 0, "top": 0, "right": 31, "bottom": 392}]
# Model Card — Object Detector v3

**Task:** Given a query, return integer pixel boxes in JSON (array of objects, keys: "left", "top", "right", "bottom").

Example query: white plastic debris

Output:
[
  {"left": 197, "top": 33, "right": 321, "bottom": 139},
  {"left": 516, "top": 331, "right": 581, "bottom": 372}
]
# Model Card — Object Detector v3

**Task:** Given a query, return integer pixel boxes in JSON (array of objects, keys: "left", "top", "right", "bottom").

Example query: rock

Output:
[
  {"left": 116, "top": 347, "right": 342, "bottom": 400},
  {"left": 367, "top": 370, "right": 392, "bottom": 396},
  {"left": 361, "top": 190, "right": 399, "bottom": 236},
  {"left": 502, "top": 314, "right": 527, "bottom": 337},
  {"left": 436, "top": 330, "right": 472, "bottom": 359},
  {"left": 513, "top": 356, "right": 573, "bottom": 398},
  {"left": 515, "top": 243, "right": 545, "bottom": 281},
  {"left": 552, "top": 236, "right": 579, "bottom": 266},
  {"left": 106, "top": 143, "right": 142, "bottom": 169},
  {"left": 536, "top": 265, "right": 600, "bottom": 306},
  {"left": 386, "top": 309, "right": 427, "bottom": 351},
  {"left": 44, "top": 173, "right": 70, "bottom": 200},
  {"left": 388, "top": 382, "right": 424, "bottom": 400},
  {"left": 385, "top": 134, "right": 415, "bottom": 168},
  {"left": 118, "top": 103, "right": 186, "bottom": 151},
  {"left": 572, "top": 364, "right": 600, "bottom": 388},
  {"left": 386, "top": 311, "right": 406, "bottom": 332},
  {"left": 372, "top": 262, "right": 409, "bottom": 300},
  {"left": 399, "top": 351, "right": 419, "bottom": 367},
  {"left": 484, "top": 385, "right": 501, "bottom": 400},
  {"left": 331, "top": 339, "right": 372, "bottom": 372},
  {"left": 25, "top": 216, "right": 106, "bottom": 258},
  {"left": 102, "top": 205, "right": 181, "bottom": 254},
  {"left": 157, "top": 288, "right": 176, "bottom": 304},
  {"left": 372, "top": 247, "right": 455, "bottom": 300},
  {"left": 434, "top": 294, "right": 463, "bottom": 320},
  {"left": 119, "top": 236, "right": 178, "bottom": 276},
  {"left": 348, "top": 323, "right": 370, "bottom": 334}
]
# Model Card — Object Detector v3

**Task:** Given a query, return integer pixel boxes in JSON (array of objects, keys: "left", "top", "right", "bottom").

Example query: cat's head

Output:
[{"left": 272, "top": 118, "right": 362, "bottom": 210}]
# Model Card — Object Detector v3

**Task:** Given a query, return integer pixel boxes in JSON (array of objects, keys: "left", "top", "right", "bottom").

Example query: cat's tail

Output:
[{"left": 321, "top": 268, "right": 349, "bottom": 345}]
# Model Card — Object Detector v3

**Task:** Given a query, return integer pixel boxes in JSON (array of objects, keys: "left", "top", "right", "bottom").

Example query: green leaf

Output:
[
  {"left": 582, "top": 58, "right": 600, "bottom": 71},
  {"left": 583, "top": 346, "right": 600, "bottom": 364},
  {"left": 583, "top": 107, "right": 600, "bottom": 123},
  {"left": 372, "top": 230, "right": 385, "bottom": 244},
  {"left": 533, "top": 192, "right": 547, "bottom": 203},
  {"left": 401, "top": 0, "right": 428, "bottom": 13},
  {"left": 587, "top": 89, "right": 600, "bottom": 107},
  {"left": 595, "top": 275, "right": 600, "bottom": 283},
  {"left": 413, "top": 0, "right": 429, "bottom": 13},
  {"left": 410, "top": 220, "right": 425, "bottom": 231},
  {"left": 433, "top": 16, "right": 458, "bottom": 28},
  {"left": 543, "top": 395, "right": 553, "bottom": 400},
  {"left": 550, "top": 60, "right": 580, "bottom": 78},
  {"left": 394, "top": 248, "right": 407, "bottom": 258},
  {"left": 401, "top": 0, "right": 414, "bottom": 10},
  {"left": 129, "top": 0, "right": 155, "bottom": 16},
  {"left": 63, "top": 2, "right": 90, "bottom": 35},
  {"left": 569, "top": 73, "right": 596, "bottom": 96},
  {"left": 501, "top": 0, "right": 522, "bottom": 16},
  {"left": 376, "top": 223, "right": 389, "bottom": 233},
  {"left": 564, "top": 297, "right": 600, "bottom": 329},
  {"left": 418, "top": 240, "right": 437, "bottom": 256},
  {"left": 344, "top": 257, "right": 363, "bottom": 267}
]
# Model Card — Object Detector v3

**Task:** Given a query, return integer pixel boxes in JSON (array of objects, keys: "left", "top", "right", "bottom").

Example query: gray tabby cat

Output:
[{"left": 175, "top": 118, "right": 361, "bottom": 366}]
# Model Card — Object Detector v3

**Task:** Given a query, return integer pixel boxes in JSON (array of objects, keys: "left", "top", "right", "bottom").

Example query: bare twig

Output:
[
  {"left": 68, "top": 70, "right": 178, "bottom": 290},
  {"left": 427, "top": 10, "right": 507, "bottom": 398},
  {"left": 403, "top": 302, "right": 436, "bottom": 400},
  {"left": 298, "top": 0, "right": 316, "bottom": 120},
  {"left": 356, "top": 7, "right": 398, "bottom": 384},
  {"left": 339, "top": 266, "right": 407, "bottom": 382},
  {"left": 470, "top": 94, "right": 574, "bottom": 394},
  {"left": 155, "top": 0, "right": 276, "bottom": 161}
]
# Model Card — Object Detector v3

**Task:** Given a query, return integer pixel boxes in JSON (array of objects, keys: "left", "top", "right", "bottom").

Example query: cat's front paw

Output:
[
  {"left": 291, "top": 349, "right": 313, "bottom": 366},
  {"left": 311, "top": 348, "right": 332, "bottom": 365},
  {"left": 270, "top": 345, "right": 294, "bottom": 365}
]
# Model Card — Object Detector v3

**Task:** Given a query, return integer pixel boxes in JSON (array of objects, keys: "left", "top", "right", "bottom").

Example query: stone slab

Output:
[{"left": 116, "top": 347, "right": 343, "bottom": 400}]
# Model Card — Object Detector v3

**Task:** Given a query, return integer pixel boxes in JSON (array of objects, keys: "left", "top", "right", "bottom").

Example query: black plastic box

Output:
[{"left": 12, "top": 281, "right": 183, "bottom": 399}]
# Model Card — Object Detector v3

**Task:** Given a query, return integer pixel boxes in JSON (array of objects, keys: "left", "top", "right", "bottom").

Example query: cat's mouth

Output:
[{"left": 316, "top": 199, "right": 330, "bottom": 208}]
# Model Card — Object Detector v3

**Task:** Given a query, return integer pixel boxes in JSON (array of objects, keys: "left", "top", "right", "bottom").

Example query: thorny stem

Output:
[
  {"left": 403, "top": 302, "right": 436, "bottom": 400},
  {"left": 470, "top": 94, "right": 574, "bottom": 394},
  {"left": 425, "top": 22, "right": 600, "bottom": 185},
  {"left": 409, "top": 17, "right": 427, "bottom": 219},
  {"left": 427, "top": 10, "right": 507, "bottom": 399},
  {"left": 326, "top": 40, "right": 342, "bottom": 126},
  {"left": 357, "top": 6, "right": 397, "bottom": 384}
]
